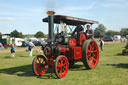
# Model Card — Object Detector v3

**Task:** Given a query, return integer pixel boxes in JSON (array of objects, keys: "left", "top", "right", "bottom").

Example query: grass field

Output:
[{"left": 0, "top": 43, "right": 128, "bottom": 85}]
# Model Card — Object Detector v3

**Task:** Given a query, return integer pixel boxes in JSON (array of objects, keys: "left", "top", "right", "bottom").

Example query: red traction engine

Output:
[{"left": 32, "top": 11, "right": 99, "bottom": 78}]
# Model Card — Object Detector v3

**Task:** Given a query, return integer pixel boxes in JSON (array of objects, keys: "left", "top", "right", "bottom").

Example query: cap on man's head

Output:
[{"left": 86, "top": 25, "right": 90, "bottom": 28}]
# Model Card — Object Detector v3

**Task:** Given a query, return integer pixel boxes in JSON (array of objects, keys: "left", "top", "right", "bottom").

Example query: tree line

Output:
[
  {"left": 0, "top": 24, "right": 128, "bottom": 38},
  {"left": 0, "top": 30, "right": 46, "bottom": 38},
  {"left": 94, "top": 24, "right": 128, "bottom": 38}
]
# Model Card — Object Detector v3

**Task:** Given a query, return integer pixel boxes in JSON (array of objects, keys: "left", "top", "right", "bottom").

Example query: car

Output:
[
  {"left": 32, "top": 41, "right": 41, "bottom": 46},
  {"left": 22, "top": 41, "right": 29, "bottom": 47},
  {"left": 103, "top": 36, "right": 114, "bottom": 41},
  {"left": 39, "top": 40, "right": 47, "bottom": 45},
  {"left": 0, "top": 42, "right": 4, "bottom": 49},
  {"left": 4, "top": 44, "right": 9, "bottom": 48},
  {"left": 126, "top": 35, "right": 128, "bottom": 39},
  {"left": 0, "top": 42, "right": 3, "bottom": 47},
  {"left": 113, "top": 35, "right": 121, "bottom": 41},
  {"left": 39, "top": 40, "right": 48, "bottom": 50}
]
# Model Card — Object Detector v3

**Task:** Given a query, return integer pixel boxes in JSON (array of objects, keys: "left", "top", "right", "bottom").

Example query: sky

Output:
[{"left": 0, "top": 0, "right": 128, "bottom": 34}]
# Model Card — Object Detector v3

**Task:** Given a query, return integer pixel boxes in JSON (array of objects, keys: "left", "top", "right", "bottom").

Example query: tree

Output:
[
  {"left": 94, "top": 24, "right": 106, "bottom": 38},
  {"left": 44, "top": 34, "right": 48, "bottom": 38},
  {"left": 24, "top": 34, "right": 34, "bottom": 38},
  {"left": 0, "top": 32, "right": 1, "bottom": 35},
  {"left": 105, "top": 30, "right": 119, "bottom": 36},
  {"left": 120, "top": 28, "right": 128, "bottom": 36},
  {"left": 34, "top": 31, "right": 45, "bottom": 38},
  {"left": 10, "top": 30, "right": 24, "bottom": 38}
]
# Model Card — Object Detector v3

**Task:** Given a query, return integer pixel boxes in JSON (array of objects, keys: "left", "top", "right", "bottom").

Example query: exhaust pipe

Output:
[{"left": 47, "top": 11, "right": 55, "bottom": 43}]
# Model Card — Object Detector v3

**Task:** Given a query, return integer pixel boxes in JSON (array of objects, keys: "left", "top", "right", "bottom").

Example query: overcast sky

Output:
[{"left": 0, "top": 0, "right": 128, "bottom": 34}]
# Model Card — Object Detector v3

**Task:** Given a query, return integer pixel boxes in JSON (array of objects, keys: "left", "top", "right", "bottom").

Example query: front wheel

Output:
[
  {"left": 82, "top": 39, "right": 99, "bottom": 69},
  {"left": 54, "top": 55, "right": 69, "bottom": 78},
  {"left": 32, "top": 55, "right": 47, "bottom": 76}
]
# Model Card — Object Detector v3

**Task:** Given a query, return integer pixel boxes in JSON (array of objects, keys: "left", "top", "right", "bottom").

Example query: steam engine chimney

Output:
[{"left": 47, "top": 11, "right": 55, "bottom": 43}]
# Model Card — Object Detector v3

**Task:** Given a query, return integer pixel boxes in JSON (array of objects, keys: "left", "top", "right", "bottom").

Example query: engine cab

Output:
[{"left": 42, "top": 11, "right": 98, "bottom": 66}]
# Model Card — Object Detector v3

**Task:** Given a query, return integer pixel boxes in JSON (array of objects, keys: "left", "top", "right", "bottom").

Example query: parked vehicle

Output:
[
  {"left": 32, "top": 41, "right": 41, "bottom": 46},
  {"left": 14, "top": 38, "right": 24, "bottom": 46},
  {"left": 126, "top": 35, "right": 128, "bottom": 39},
  {"left": 40, "top": 40, "right": 48, "bottom": 50},
  {"left": 0, "top": 42, "right": 3, "bottom": 47},
  {"left": 39, "top": 40, "right": 47, "bottom": 45},
  {"left": 113, "top": 35, "right": 121, "bottom": 41},
  {"left": 0, "top": 42, "right": 4, "bottom": 49},
  {"left": 22, "top": 41, "right": 29, "bottom": 47},
  {"left": 0, "top": 35, "right": 10, "bottom": 48},
  {"left": 103, "top": 36, "right": 113, "bottom": 41}
]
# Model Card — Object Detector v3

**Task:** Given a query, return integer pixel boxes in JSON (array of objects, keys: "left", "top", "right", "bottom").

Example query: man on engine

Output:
[
  {"left": 86, "top": 25, "right": 94, "bottom": 39},
  {"left": 71, "top": 24, "right": 84, "bottom": 37}
]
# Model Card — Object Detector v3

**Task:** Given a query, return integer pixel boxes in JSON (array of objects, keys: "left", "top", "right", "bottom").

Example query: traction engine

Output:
[{"left": 32, "top": 11, "right": 99, "bottom": 78}]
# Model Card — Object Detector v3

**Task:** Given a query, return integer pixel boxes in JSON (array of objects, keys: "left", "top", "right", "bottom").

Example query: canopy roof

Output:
[{"left": 43, "top": 15, "right": 99, "bottom": 25}]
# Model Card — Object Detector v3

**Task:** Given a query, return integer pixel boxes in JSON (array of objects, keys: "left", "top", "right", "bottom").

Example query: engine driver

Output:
[
  {"left": 85, "top": 25, "right": 94, "bottom": 39},
  {"left": 71, "top": 24, "right": 84, "bottom": 37}
]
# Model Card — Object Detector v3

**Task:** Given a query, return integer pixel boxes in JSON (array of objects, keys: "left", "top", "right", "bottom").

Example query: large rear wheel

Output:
[
  {"left": 32, "top": 55, "right": 47, "bottom": 76},
  {"left": 82, "top": 39, "right": 99, "bottom": 69},
  {"left": 54, "top": 55, "right": 69, "bottom": 78}
]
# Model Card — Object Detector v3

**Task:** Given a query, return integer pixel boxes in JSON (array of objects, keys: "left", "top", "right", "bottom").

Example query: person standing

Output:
[
  {"left": 10, "top": 44, "right": 16, "bottom": 57},
  {"left": 28, "top": 40, "right": 35, "bottom": 56},
  {"left": 85, "top": 25, "right": 94, "bottom": 39},
  {"left": 99, "top": 38, "right": 104, "bottom": 51},
  {"left": 71, "top": 24, "right": 84, "bottom": 42},
  {"left": 71, "top": 24, "right": 84, "bottom": 37}
]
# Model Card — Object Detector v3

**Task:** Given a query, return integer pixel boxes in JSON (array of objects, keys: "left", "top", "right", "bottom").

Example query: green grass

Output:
[{"left": 0, "top": 43, "right": 128, "bottom": 85}]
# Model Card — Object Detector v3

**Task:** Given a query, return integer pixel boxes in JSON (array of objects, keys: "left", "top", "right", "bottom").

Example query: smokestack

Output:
[{"left": 47, "top": 11, "right": 55, "bottom": 43}]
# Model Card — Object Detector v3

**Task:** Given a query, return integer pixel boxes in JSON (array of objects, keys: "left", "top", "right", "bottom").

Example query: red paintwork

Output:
[
  {"left": 57, "top": 44, "right": 82, "bottom": 60},
  {"left": 80, "top": 33, "right": 87, "bottom": 45},
  {"left": 32, "top": 34, "right": 99, "bottom": 78},
  {"left": 33, "top": 55, "right": 47, "bottom": 76},
  {"left": 32, "top": 14, "right": 100, "bottom": 78},
  {"left": 86, "top": 41, "right": 99, "bottom": 68},
  {"left": 58, "top": 44, "right": 69, "bottom": 53},
  {"left": 73, "top": 47, "right": 82, "bottom": 60},
  {"left": 48, "top": 56, "right": 55, "bottom": 67},
  {"left": 32, "top": 27, "right": 99, "bottom": 78},
  {"left": 55, "top": 56, "right": 69, "bottom": 78},
  {"left": 69, "top": 38, "right": 77, "bottom": 47},
  {"left": 65, "top": 48, "right": 74, "bottom": 60}
]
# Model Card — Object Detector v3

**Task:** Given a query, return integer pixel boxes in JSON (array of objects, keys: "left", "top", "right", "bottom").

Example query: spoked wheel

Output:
[
  {"left": 82, "top": 39, "right": 99, "bottom": 69},
  {"left": 55, "top": 55, "right": 69, "bottom": 78},
  {"left": 32, "top": 55, "right": 47, "bottom": 76}
]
